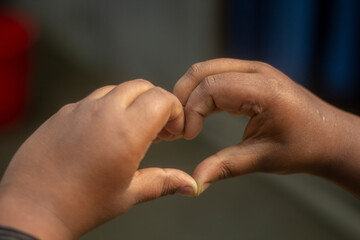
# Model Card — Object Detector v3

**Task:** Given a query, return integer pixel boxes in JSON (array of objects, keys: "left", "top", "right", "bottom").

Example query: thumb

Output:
[
  {"left": 193, "top": 143, "right": 267, "bottom": 195},
  {"left": 128, "top": 168, "right": 198, "bottom": 204}
]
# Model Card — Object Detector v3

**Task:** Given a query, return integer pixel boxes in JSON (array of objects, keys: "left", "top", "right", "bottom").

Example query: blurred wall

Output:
[{"left": 15, "top": 0, "right": 220, "bottom": 90}]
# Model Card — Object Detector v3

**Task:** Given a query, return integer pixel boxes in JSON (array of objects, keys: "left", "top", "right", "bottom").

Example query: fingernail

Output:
[
  {"left": 195, "top": 181, "right": 210, "bottom": 196},
  {"left": 195, "top": 182, "right": 203, "bottom": 196},
  {"left": 176, "top": 186, "right": 195, "bottom": 197}
]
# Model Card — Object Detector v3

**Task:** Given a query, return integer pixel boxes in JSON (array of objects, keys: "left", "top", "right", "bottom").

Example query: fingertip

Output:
[
  {"left": 183, "top": 128, "right": 200, "bottom": 140},
  {"left": 194, "top": 180, "right": 211, "bottom": 196},
  {"left": 192, "top": 168, "right": 207, "bottom": 196},
  {"left": 173, "top": 76, "right": 192, "bottom": 106},
  {"left": 165, "top": 113, "right": 184, "bottom": 137},
  {"left": 172, "top": 84, "right": 181, "bottom": 103},
  {"left": 192, "top": 144, "right": 264, "bottom": 197},
  {"left": 183, "top": 132, "right": 196, "bottom": 140},
  {"left": 191, "top": 154, "right": 223, "bottom": 195},
  {"left": 156, "top": 128, "right": 182, "bottom": 142},
  {"left": 183, "top": 111, "right": 204, "bottom": 140},
  {"left": 175, "top": 186, "right": 195, "bottom": 197},
  {"left": 163, "top": 169, "right": 198, "bottom": 197},
  {"left": 159, "top": 93, "right": 185, "bottom": 137},
  {"left": 175, "top": 176, "right": 198, "bottom": 197}
]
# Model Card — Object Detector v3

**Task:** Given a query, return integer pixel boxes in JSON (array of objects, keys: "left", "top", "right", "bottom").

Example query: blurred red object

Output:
[{"left": 0, "top": 10, "right": 33, "bottom": 129}]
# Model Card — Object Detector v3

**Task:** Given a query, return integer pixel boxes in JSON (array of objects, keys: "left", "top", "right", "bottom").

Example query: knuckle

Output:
[
  {"left": 151, "top": 87, "right": 171, "bottom": 101},
  {"left": 160, "top": 185, "right": 178, "bottom": 196},
  {"left": 218, "top": 160, "right": 234, "bottom": 180},
  {"left": 252, "top": 61, "right": 273, "bottom": 71},
  {"left": 153, "top": 86, "right": 168, "bottom": 94},
  {"left": 132, "top": 79, "right": 154, "bottom": 87},
  {"left": 159, "top": 169, "right": 178, "bottom": 196},
  {"left": 214, "top": 153, "right": 234, "bottom": 180},
  {"left": 89, "top": 85, "right": 116, "bottom": 98},
  {"left": 201, "top": 75, "right": 217, "bottom": 92},
  {"left": 267, "top": 77, "right": 281, "bottom": 92},
  {"left": 98, "top": 85, "right": 117, "bottom": 91},
  {"left": 51, "top": 102, "right": 78, "bottom": 125},
  {"left": 186, "top": 62, "right": 202, "bottom": 79},
  {"left": 58, "top": 103, "right": 76, "bottom": 115},
  {"left": 134, "top": 169, "right": 175, "bottom": 204}
]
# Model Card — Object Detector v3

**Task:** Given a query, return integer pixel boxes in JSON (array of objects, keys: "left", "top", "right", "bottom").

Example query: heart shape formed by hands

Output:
[{"left": 0, "top": 58, "right": 354, "bottom": 240}]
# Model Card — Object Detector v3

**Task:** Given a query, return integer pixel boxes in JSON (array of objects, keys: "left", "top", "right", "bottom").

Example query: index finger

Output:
[
  {"left": 173, "top": 58, "right": 266, "bottom": 105},
  {"left": 183, "top": 72, "right": 269, "bottom": 139}
]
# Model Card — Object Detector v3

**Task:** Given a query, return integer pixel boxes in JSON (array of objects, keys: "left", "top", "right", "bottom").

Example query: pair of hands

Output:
[{"left": 0, "top": 58, "right": 359, "bottom": 240}]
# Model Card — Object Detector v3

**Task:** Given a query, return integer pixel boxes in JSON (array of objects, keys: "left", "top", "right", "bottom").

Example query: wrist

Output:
[
  {"left": 317, "top": 109, "right": 360, "bottom": 196},
  {"left": 0, "top": 183, "right": 73, "bottom": 240}
]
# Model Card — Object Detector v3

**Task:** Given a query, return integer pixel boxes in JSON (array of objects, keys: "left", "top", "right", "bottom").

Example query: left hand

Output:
[
  {"left": 173, "top": 58, "right": 360, "bottom": 196},
  {"left": 0, "top": 79, "right": 197, "bottom": 240}
]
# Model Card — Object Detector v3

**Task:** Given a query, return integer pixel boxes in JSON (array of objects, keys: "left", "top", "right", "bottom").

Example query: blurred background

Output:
[{"left": 1, "top": 0, "right": 360, "bottom": 239}]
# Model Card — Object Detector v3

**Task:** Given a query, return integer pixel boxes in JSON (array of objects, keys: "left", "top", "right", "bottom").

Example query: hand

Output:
[
  {"left": 0, "top": 80, "right": 198, "bottom": 240},
  {"left": 173, "top": 58, "right": 360, "bottom": 196}
]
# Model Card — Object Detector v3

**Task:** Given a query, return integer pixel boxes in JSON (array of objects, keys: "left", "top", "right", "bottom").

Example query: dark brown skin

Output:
[
  {"left": 173, "top": 58, "right": 360, "bottom": 196},
  {"left": 0, "top": 80, "right": 197, "bottom": 240}
]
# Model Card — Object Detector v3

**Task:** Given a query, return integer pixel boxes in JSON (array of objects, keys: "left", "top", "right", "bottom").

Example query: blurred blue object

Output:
[
  {"left": 262, "top": 0, "right": 316, "bottom": 88},
  {"left": 226, "top": 0, "right": 360, "bottom": 109},
  {"left": 323, "top": 0, "right": 360, "bottom": 97}
]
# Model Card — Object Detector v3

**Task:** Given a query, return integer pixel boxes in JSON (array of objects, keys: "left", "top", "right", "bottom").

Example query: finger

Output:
[
  {"left": 127, "top": 168, "right": 198, "bottom": 204},
  {"left": 173, "top": 58, "right": 266, "bottom": 105},
  {"left": 193, "top": 142, "right": 268, "bottom": 195},
  {"left": 84, "top": 85, "right": 117, "bottom": 100},
  {"left": 156, "top": 128, "right": 182, "bottom": 141},
  {"left": 102, "top": 79, "right": 154, "bottom": 108},
  {"left": 152, "top": 133, "right": 182, "bottom": 142},
  {"left": 183, "top": 72, "right": 267, "bottom": 139},
  {"left": 126, "top": 87, "right": 185, "bottom": 141}
]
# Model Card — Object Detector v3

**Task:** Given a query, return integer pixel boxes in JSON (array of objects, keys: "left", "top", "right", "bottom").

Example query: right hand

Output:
[{"left": 173, "top": 58, "right": 360, "bottom": 196}]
